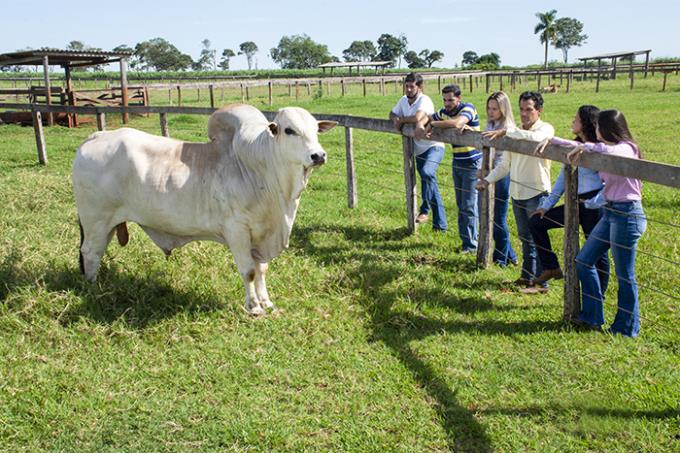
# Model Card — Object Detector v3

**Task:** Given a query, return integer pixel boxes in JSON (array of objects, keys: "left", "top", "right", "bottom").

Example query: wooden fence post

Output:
[
  {"left": 402, "top": 136, "right": 417, "bottom": 234},
  {"left": 567, "top": 70, "right": 572, "bottom": 93},
  {"left": 476, "top": 146, "right": 494, "bottom": 268},
  {"left": 245, "top": 85, "right": 250, "bottom": 101},
  {"left": 295, "top": 81, "right": 300, "bottom": 101},
  {"left": 469, "top": 74, "right": 473, "bottom": 93},
  {"left": 119, "top": 58, "right": 129, "bottom": 124},
  {"left": 160, "top": 113, "right": 169, "bottom": 137},
  {"left": 345, "top": 127, "right": 358, "bottom": 208},
  {"left": 317, "top": 79, "right": 322, "bottom": 98},
  {"left": 499, "top": 74, "right": 504, "bottom": 91},
  {"left": 485, "top": 73, "right": 490, "bottom": 93},
  {"left": 168, "top": 88, "right": 172, "bottom": 104},
  {"left": 662, "top": 71, "right": 668, "bottom": 91},
  {"left": 177, "top": 86, "right": 182, "bottom": 106},
  {"left": 32, "top": 110, "right": 48, "bottom": 165},
  {"left": 268, "top": 81, "right": 273, "bottom": 105},
  {"left": 209, "top": 85, "right": 215, "bottom": 108},
  {"left": 240, "top": 83, "right": 244, "bottom": 102},
  {"left": 362, "top": 78, "right": 367, "bottom": 97},
  {"left": 96, "top": 111, "right": 106, "bottom": 131},
  {"left": 341, "top": 79, "right": 345, "bottom": 97},
  {"left": 197, "top": 87, "right": 201, "bottom": 102},
  {"left": 630, "top": 67, "right": 634, "bottom": 90},
  {"left": 563, "top": 165, "right": 581, "bottom": 321},
  {"left": 438, "top": 75, "right": 441, "bottom": 93},
  {"left": 596, "top": 69, "right": 601, "bottom": 93}
]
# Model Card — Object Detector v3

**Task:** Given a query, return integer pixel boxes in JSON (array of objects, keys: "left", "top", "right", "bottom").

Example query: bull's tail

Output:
[
  {"left": 116, "top": 222, "right": 129, "bottom": 246},
  {"left": 78, "top": 218, "right": 85, "bottom": 275}
]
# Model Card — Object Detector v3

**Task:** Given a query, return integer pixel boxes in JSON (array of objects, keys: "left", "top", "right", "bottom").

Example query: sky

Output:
[{"left": 2, "top": 0, "right": 677, "bottom": 71}]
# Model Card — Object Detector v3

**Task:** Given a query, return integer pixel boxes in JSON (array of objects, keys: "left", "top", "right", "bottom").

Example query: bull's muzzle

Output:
[{"left": 310, "top": 151, "right": 327, "bottom": 166}]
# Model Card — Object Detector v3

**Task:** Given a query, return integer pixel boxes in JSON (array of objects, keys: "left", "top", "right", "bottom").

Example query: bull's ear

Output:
[
  {"left": 268, "top": 122, "right": 279, "bottom": 136},
  {"left": 318, "top": 120, "right": 338, "bottom": 134}
]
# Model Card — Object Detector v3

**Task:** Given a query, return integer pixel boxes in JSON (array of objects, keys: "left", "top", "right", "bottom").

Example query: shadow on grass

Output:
[
  {"left": 479, "top": 404, "right": 679, "bottom": 420},
  {"left": 0, "top": 248, "right": 227, "bottom": 330},
  {"left": 291, "top": 222, "right": 571, "bottom": 452}
]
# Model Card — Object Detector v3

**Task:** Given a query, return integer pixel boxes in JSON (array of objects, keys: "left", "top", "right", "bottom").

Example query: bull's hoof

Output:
[
  {"left": 261, "top": 299, "right": 275, "bottom": 310},
  {"left": 248, "top": 305, "right": 266, "bottom": 316}
]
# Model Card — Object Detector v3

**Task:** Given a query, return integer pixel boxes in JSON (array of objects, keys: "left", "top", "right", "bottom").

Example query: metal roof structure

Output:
[
  {"left": 578, "top": 50, "right": 652, "bottom": 62},
  {"left": 0, "top": 48, "right": 133, "bottom": 68}
]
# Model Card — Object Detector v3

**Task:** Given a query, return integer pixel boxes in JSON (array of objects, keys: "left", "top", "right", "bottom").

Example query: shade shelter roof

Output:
[
  {"left": 577, "top": 50, "right": 651, "bottom": 62},
  {"left": 0, "top": 48, "right": 133, "bottom": 68}
]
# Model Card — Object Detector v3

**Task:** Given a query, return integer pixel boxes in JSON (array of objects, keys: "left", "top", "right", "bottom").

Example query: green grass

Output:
[{"left": 0, "top": 77, "right": 678, "bottom": 451}]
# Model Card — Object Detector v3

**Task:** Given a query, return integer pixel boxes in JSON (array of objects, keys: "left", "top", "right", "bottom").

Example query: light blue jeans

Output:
[
  {"left": 576, "top": 201, "right": 646, "bottom": 337},
  {"left": 452, "top": 157, "right": 481, "bottom": 251},
  {"left": 493, "top": 174, "right": 517, "bottom": 266}
]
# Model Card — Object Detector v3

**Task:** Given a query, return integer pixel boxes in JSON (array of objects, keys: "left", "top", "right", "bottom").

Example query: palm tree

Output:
[{"left": 534, "top": 10, "right": 558, "bottom": 69}]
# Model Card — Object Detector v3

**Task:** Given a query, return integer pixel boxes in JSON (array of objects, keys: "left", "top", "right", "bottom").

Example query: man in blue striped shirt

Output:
[{"left": 428, "top": 84, "right": 481, "bottom": 252}]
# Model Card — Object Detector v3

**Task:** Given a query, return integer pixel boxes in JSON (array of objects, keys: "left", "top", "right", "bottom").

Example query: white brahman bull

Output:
[{"left": 72, "top": 104, "right": 336, "bottom": 315}]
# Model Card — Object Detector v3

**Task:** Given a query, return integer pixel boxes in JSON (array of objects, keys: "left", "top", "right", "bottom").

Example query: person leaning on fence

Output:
[
  {"left": 557, "top": 110, "right": 646, "bottom": 337},
  {"left": 476, "top": 91, "right": 554, "bottom": 289},
  {"left": 390, "top": 72, "right": 448, "bottom": 232},
  {"left": 423, "top": 84, "right": 481, "bottom": 252},
  {"left": 480, "top": 91, "right": 518, "bottom": 267},
  {"left": 521, "top": 105, "right": 610, "bottom": 295}
]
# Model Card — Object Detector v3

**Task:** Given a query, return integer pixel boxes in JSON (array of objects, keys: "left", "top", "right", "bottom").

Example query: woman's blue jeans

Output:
[
  {"left": 492, "top": 174, "right": 517, "bottom": 266},
  {"left": 415, "top": 146, "right": 447, "bottom": 231},
  {"left": 576, "top": 201, "right": 646, "bottom": 337}
]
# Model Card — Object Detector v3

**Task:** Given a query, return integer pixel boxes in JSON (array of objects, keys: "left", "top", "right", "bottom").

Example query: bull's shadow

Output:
[
  {"left": 0, "top": 247, "right": 228, "bottom": 330},
  {"left": 290, "top": 222, "right": 565, "bottom": 452}
]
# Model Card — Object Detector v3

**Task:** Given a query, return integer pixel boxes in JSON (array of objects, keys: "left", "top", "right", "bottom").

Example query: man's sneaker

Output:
[
  {"left": 416, "top": 214, "right": 429, "bottom": 224},
  {"left": 511, "top": 277, "right": 533, "bottom": 287},
  {"left": 533, "top": 268, "right": 564, "bottom": 285},
  {"left": 519, "top": 285, "right": 549, "bottom": 295}
]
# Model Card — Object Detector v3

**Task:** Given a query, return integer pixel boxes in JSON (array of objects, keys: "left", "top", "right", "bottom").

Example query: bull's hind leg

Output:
[
  {"left": 79, "top": 218, "right": 117, "bottom": 282},
  {"left": 254, "top": 263, "right": 274, "bottom": 310}
]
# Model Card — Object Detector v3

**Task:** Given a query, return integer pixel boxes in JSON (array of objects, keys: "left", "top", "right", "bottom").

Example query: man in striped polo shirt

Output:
[{"left": 428, "top": 84, "right": 481, "bottom": 253}]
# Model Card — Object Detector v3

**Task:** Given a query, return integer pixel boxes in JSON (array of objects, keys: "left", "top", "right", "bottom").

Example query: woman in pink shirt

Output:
[{"left": 553, "top": 110, "right": 646, "bottom": 337}]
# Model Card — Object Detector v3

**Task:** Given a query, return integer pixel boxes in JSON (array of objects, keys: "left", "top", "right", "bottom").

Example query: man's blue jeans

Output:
[
  {"left": 452, "top": 158, "right": 481, "bottom": 250},
  {"left": 512, "top": 193, "right": 547, "bottom": 281},
  {"left": 576, "top": 201, "right": 646, "bottom": 337},
  {"left": 415, "top": 146, "right": 447, "bottom": 231},
  {"left": 493, "top": 174, "right": 517, "bottom": 266}
]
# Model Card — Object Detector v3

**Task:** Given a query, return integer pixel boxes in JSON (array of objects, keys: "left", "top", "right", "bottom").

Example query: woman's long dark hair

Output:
[
  {"left": 576, "top": 105, "right": 600, "bottom": 143},
  {"left": 597, "top": 109, "right": 636, "bottom": 144},
  {"left": 597, "top": 109, "right": 640, "bottom": 157}
]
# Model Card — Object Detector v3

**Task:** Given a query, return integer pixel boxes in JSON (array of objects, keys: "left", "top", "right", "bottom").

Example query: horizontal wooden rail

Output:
[{"left": 2, "top": 102, "right": 679, "bottom": 189}]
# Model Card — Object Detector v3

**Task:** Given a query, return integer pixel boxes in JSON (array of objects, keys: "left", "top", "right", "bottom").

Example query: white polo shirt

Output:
[{"left": 391, "top": 93, "right": 442, "bottom": 155}]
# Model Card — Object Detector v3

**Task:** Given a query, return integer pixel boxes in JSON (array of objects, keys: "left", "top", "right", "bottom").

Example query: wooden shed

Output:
[{"left": 0, "top": 48, "right": 134, "bottom": 126}]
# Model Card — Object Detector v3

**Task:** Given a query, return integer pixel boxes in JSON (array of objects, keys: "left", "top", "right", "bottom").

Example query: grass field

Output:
[{"left": 1, "top": 76, "right": 679, "bottom": 451}]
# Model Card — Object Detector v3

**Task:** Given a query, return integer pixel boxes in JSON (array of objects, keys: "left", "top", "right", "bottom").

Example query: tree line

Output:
[{"left": 2, "top": 12, "right": 590, "bottom": 73}]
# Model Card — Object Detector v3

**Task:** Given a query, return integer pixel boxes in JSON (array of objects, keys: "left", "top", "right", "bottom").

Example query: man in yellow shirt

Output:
[{"left": 477, "top": 91, "right": 553, "bottom": 288}]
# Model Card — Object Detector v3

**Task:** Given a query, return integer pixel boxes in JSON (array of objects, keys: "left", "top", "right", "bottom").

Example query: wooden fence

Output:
[{"left": 2, "top": 101, "right": 680, "bottom": 323}]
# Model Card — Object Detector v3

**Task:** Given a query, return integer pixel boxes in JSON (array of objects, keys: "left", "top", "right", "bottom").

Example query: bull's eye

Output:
[{"left": 284, "top": 127, "right": 297, "bottom": 136}]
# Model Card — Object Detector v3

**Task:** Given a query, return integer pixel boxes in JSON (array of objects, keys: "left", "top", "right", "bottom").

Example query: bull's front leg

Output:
[
  {"left": 224, "top": 227, "right": 265, "bottom": 316},
  {"left": 254, "top": 262, "right": 274, "bottom": 310}
]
